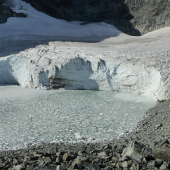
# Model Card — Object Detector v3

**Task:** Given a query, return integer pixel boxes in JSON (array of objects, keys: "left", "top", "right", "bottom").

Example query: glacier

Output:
[{"left": 1, "top": 0, "right": 170, "bottom": 101}]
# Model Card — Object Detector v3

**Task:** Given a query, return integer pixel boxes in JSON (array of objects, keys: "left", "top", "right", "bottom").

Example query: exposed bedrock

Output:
[
  {"left": 22, "top": 0, "right": 170, "bottom": 35},
  {"left": 0, "top": 0, "right": 26, "bottom": 24},
  {"left": 0, "top": 54, "right": 166, "bottom": 101}
]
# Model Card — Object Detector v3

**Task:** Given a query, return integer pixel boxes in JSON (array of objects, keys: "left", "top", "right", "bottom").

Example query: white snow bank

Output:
[{"left": 0, "top": 0, "right": 122, "bottom": 40}]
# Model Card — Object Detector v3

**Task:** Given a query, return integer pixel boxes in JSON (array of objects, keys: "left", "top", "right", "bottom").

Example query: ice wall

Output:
[{"left": 0, "top": 55, "right": 165, "bottom": 101}]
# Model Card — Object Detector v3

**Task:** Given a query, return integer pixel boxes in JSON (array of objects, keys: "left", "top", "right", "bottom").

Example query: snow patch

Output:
[{"left": 0, "top": 0, "right": 121, "bottom": 40}]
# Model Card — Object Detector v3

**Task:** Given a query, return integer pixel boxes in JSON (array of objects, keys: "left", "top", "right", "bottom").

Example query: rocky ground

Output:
[
  {"left": 1, "top": 1, "right": 170, "bottom": 169},
  {"left": 1, "top": 100, "right": 170, "bottom": 170}
]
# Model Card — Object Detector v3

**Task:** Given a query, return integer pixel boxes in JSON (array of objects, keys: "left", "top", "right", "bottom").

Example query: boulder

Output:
[
  {"left": 160, "top": 162, "right": 170, "bottom": 170},
  {"left": 152, "top": 143, "right": 170, "bottom": 161},
  {"left": 122, "top": 141, "right": 146, "bottom": 163},
  {"left": 56, "top": 165, "right": 64, "bottom": 170},
  {"left": 63, "top": 152, "right": 77, "bottom": 161}
]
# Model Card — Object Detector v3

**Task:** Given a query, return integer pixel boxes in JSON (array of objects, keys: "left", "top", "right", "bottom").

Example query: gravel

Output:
[{"left": 1, "top": 100, "right": 170, "bottom": 169}]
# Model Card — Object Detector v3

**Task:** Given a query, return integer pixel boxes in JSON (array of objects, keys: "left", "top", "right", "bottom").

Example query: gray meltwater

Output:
[{"left": 0, "top": 85, "right": 156, "bottom": 151}]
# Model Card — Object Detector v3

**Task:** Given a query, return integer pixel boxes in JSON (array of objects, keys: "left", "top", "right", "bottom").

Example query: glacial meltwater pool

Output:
[{"left": 0, "top": 85, "right": 156, "bottom": 151}]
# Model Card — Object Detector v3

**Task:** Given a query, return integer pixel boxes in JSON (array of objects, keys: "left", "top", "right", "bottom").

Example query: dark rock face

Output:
[
  {"left": 126, "top": 0, "right": 170, "bottom": 35},
  {"left": 22, "top": 0, "right": 140, "bottom": 35},
  {"left": 1, "top": 0, "right": 170, "bottom": 35},
  {"left": 0, "top": 2, "right": 27, "bottom": 24},
  {"left": 22, "top": 0, "right": 170, "bottom": 35}
]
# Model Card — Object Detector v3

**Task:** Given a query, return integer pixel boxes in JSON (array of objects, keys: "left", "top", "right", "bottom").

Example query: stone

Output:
[
  {"left": 112, "top": 157, "right": 119, "bottom": 163},
  {"left": 38, "top": 156, "right": 52, "bottom": 166},
  {"left": 152, "top": 143, "right": 170, "bottom": 161},
  {"left": 13, "top": 158, "right": 18, "bottom": 165},
  {"left": 142, "top": 147, "right": 152, "bottom": 158},
  {"left": 156, "top": 123, "right": 163, "bottom": 129},
  {"left": 102, "top": 167, "right": 112, "bottom": 170},
  {"left": 56, "top": 165, "right": 64, "bottom": 170},
  {"left": 78, "top": 150, "right": 83, "bottom": 156},
  {"left": 160, "top": 162, "right": 170, "bottom": 170},
  {"left": 48, "top": 164, "right": 58, "bottom": 170},
  {"left": 32, "top": 152, "right": 42, "bottom": 160},
  {"left": 55, "top": 156, "right": 63, "bottom": 164},
  {"left": 24, "top": 160, "right": 37, "bottom": 167},
  {"left": 61, "top": 161, "right": 72, "bottom": 170},
  {"left": 119, "top": 156, "right": 129, "bottom": 162},
  {"left": 35, "top": 144, "right": 57, "bottom": 155},
  {"left": 63, "top": 152, "right": 77, "bottom": 161},
  {"left": 147, "top": 161, "right": 156, "bottom": 169},
  {"left": 127, "top": 160, "right": 133, "bottom": 167},
  {"left": 122, "top": 142, "right": 145, "bottom": 163},
  {"left": 26, "top": 164, "right": 37, "bottom": 170},
  {"left": 130, "top": 163, "right": 140, "bottom": 170},
  {"left": 56, "top": 151, "right": 62, "bottom": 157},
  {"left": 103, "top": 144, "right": 109, "bottom": 150},
  {"left": 12, "top": 164, "right": 24, "bottom": 170},
  {"left": 97, "top": 151, "right": 107, "bottom": 158},
  {"left": 156, "top": 139, "right": 169, "bottom": 147},
  {"left": 155, "top": 159, "right": 163, "bottom": 167},
  {"left": 86, "top": 144, "right": 94, "bottom": 153},
  {"left": 121, "top": 161, "right": 128, "bottom": 168}
]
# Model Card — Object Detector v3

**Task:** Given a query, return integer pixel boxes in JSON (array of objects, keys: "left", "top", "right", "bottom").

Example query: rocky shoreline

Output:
[
  {"left": 1, "top": 0, "right": 170, "bottom": 169},
  {"left": 1, "top": 100, "right": 170, "bottom": 170}
]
